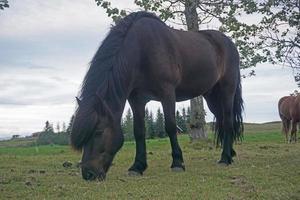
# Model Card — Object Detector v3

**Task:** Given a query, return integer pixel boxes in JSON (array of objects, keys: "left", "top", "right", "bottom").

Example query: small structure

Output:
[{"left": 176, "top": 125, "right": 183, "bottom": 134}]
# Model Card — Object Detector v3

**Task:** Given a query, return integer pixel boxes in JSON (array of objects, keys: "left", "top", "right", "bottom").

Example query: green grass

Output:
[{"left": 0, "top": 122, "right": 300, "bottom": 199}]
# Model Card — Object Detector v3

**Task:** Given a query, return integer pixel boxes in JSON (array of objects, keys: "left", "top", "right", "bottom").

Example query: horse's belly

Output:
[{"left": 175, "top": 74, "right": 218, "bottom": 101}]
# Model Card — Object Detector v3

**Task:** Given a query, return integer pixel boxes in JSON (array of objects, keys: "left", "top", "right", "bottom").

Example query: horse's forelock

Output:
[{"left": 71, "top": 99, "right": 99, "bottom": 151}]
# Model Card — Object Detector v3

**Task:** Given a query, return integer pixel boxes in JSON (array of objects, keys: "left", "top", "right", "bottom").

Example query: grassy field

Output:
[{"left": 0, "top": 122, "right": 299, "bottom": 199}]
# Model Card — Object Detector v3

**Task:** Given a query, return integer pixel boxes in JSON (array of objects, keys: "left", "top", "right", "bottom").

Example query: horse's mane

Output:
[
  {"left": 71, "top": 11, "right": 163, "bottom": 150},
  {"left": 80, "top": 11, "right": 161, "bottom": 102}
]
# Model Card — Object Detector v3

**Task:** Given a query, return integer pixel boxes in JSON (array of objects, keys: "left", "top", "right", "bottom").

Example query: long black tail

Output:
[
  {"left": 232, "top": 81, "right": 244, "bottom": 142},
  {"left": 213, "top": 80, "right": 244, "bottom": 146}
]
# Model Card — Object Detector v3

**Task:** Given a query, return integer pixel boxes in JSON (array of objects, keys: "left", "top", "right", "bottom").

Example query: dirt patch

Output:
[
  {"left": 259, "top": 145, "right": 278, "bottom": 150},
  {"left": 229, "top": 175, "right": 257, "bottom": 195}
]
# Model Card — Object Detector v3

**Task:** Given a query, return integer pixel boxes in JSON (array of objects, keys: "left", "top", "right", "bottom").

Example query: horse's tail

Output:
[
  {"left": 232, "top": 80, "right": 244, "bottom": 142},
  {"left": 213, "top": 76, "right": 244, "bottom": 146}
]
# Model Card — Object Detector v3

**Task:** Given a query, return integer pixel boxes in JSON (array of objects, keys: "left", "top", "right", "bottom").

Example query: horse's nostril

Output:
[
  {"left": 82, "top": 170, "right": 97, "bottom": 181},
  {"left": 87, "top": 171, "right": 96, "bottom": 180}
]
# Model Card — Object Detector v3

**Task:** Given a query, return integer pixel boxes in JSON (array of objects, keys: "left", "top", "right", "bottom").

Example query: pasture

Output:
[{"left": 0, "top": 122, "right": 299, "bottom": 199}]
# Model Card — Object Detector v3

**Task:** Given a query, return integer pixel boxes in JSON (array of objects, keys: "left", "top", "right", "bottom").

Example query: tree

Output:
[
  {"left": 155, "top": 107, "right": 166, "bottom": 138},
  {"left": 55, "top": 122, "right": 61, "bottom": 133},
  {"left": 186, "top": 106, "right": 191, "bottom": 125},
  {"left": 0, "top": 0, "right": 9, "bottom": 10},
  {"left": 62, "top": 122, "right": 67, "bottom": 133},
  {"left": 145, "top": 108, "right": 156, "bottom": 138},
  {"left": 66, "top": 115, "right": 74, "bottom": 134},
  {"left": 181, "top": 107, "right": 188, "bottom": 132},
  {"left": 238, "top": 0, "right": 299, "bottom": 69},
  {"left": 44, "top": 121, "right": 54, "bottom": 133},
  {"left": 148, "top": 111, "right": 156, "bottom": 138},
  {"left": 123, "top": 108, "right": 134, "bottom": 140},
  {"left": 190, "top": 97, "right": 208, "bottom": 140},
  {"left": 12, "top": 135, "right": 20, "bottom": 139}
]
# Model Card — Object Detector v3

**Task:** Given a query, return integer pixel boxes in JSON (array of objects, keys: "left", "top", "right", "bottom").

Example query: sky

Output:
[{"left": 0, "top": 0, "right": 298, "bottom": 139}]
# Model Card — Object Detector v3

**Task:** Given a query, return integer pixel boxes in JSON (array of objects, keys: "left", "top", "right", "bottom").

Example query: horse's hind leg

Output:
[
  {"left": 204, "top": 84, "right": 236, "bottom": 164},
  {"left": 161, "top": 87, "right": 185, "bottom": 171},
  {"left": 291, "top": 120, "right": 297, "bottom": 143},
  {"left": 281, "top": 117, "right": 290, "bottom": 143},
  {"left": 219, "top": 93, "right": 236, "bottom": 164},
  {"left": 127, "top": 94, "right": 148, "bottom": 175}
]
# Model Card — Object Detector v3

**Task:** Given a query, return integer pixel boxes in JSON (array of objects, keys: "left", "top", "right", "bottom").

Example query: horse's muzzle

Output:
[{"left": 82, "top": 167, "right": 106, "bottom": 181}]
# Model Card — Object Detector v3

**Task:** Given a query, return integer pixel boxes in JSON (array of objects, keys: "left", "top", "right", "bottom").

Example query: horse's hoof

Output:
[
  {"left": 171, "top": 167, "right": 185, "bottom": 172},
  {"left": 217, "top": 160, "right": 229, "bottom": 166},
  {"left": 128, "top": 170, "right": 142, "bottom": 177}
]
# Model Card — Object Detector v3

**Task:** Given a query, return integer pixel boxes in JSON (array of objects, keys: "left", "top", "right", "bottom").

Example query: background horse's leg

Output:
[
  {"left": 286, "top": 119, "right": 291, "bottom": 143},
  {"left": 161, "top": 89, "right": 185, "bottom": 171},
  {"left": 128, "top": 95, "right": 148, "bottom": 175},
  {"left": 281, "top": 118, "right": 290, "bottom": 143},
  {"left": 291, "top": 120, "right": 297, "bottom": 143}
]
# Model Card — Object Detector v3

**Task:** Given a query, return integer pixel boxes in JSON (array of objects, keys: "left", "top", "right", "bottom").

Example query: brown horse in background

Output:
[{"left": 278, "top": 95, "right": 300, "bottom": 143}]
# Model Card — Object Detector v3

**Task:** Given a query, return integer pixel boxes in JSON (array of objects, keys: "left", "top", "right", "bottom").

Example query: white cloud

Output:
[{"left": 0, "top": 0, "right": 110, "bottom": 38}]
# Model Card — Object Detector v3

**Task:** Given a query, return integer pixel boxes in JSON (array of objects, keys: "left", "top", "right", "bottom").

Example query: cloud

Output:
[
  {"left": 0, "top": 65, "right": 79, "bottom": 106},
  {"left": 0, "top": 0, "right": 109, "bottom": 37}
]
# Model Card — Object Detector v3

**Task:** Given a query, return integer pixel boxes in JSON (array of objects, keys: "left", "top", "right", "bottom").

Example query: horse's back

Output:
[
  {"left": 127, "top": 17, "right": 240, "bottom": 101},
  {"left": 278, "top": 96, "right": 295, "bottom": 120}
]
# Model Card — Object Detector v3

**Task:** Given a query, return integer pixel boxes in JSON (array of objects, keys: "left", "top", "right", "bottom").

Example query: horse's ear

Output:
[{"left": 76, "top": 97, "right": 82, "bottom": 106}]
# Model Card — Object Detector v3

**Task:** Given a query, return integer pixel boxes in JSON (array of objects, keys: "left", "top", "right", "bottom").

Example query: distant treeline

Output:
[
  {"left": 36, "top": 106, "right": 191, "bottom": 145},
  {"left": 122, "top": 107, "right": 191, "bottom": 141},
  {"left": 36, "top": 118, "right": 73, "bottom": 145}
]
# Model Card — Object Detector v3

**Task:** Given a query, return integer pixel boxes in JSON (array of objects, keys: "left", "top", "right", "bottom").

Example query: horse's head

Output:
[{"left": 71, "top": 96, "right": 124, "bottom": 181}]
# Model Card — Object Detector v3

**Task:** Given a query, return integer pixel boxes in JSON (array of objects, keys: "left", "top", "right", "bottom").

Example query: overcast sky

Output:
[{"left": 0, "top": 0, "right": 297, "bottom": 138}]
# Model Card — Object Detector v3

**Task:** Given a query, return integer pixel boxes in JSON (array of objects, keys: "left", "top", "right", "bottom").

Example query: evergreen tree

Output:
[
  {"left": 123, "top": 108, "right": 134, "bottom": 141},
  {"left": 186, "top": 106, "right": 191, "bottom": 125},
  {"left": 148, "top": 111, "right": 156, "bottom": 139},
  {"left": 55, "top": 122, "right": 60, "bottom": 133},
  {"left": 181, "top": 107, "right": 188, "bottom": 132},
  {"left": 44, "top": 121, "right": 54, "bottom": 133},
  {"left": 66, "top": 115, "right": 74, "bottom": 135},
  {"left": 155, "top": 107, "right": 166, "bottom": 138},
  {"left": 145, "top": 108, "right": 150, "bottom": 139},
  {"left": 37, "top": 121, "right": 70, "bottom": 145},
  {"left": 62, "top": 122, "right": 67, "bottom": 133}
]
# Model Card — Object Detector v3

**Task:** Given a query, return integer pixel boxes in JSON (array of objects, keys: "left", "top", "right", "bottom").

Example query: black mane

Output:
[{"left": 79, "top": 11, "right": 161, "bottom": 103}]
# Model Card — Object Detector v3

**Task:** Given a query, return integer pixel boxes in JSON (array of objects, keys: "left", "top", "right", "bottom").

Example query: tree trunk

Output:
[
  {"left": 184, "top": 0, "right": 208, "bottom": 141},
  {"left": 189, "top": 97, "right": 207, "bottom": 140}
]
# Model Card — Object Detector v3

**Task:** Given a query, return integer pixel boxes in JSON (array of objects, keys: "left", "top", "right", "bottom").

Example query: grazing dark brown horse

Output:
[
  {"left": 278, "top": 95, "right": 300, "bottom": 143},
  {"left": 71, "top": 11, "right": 243, "bottom": 181}
]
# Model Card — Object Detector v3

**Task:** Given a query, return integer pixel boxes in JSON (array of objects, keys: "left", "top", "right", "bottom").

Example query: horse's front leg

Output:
[
  {"left": 128, "top": 96, "right": 148, "bottom": 175},
  {"left": 161, "top": 89, "right": 185, "bottom": 171}
]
